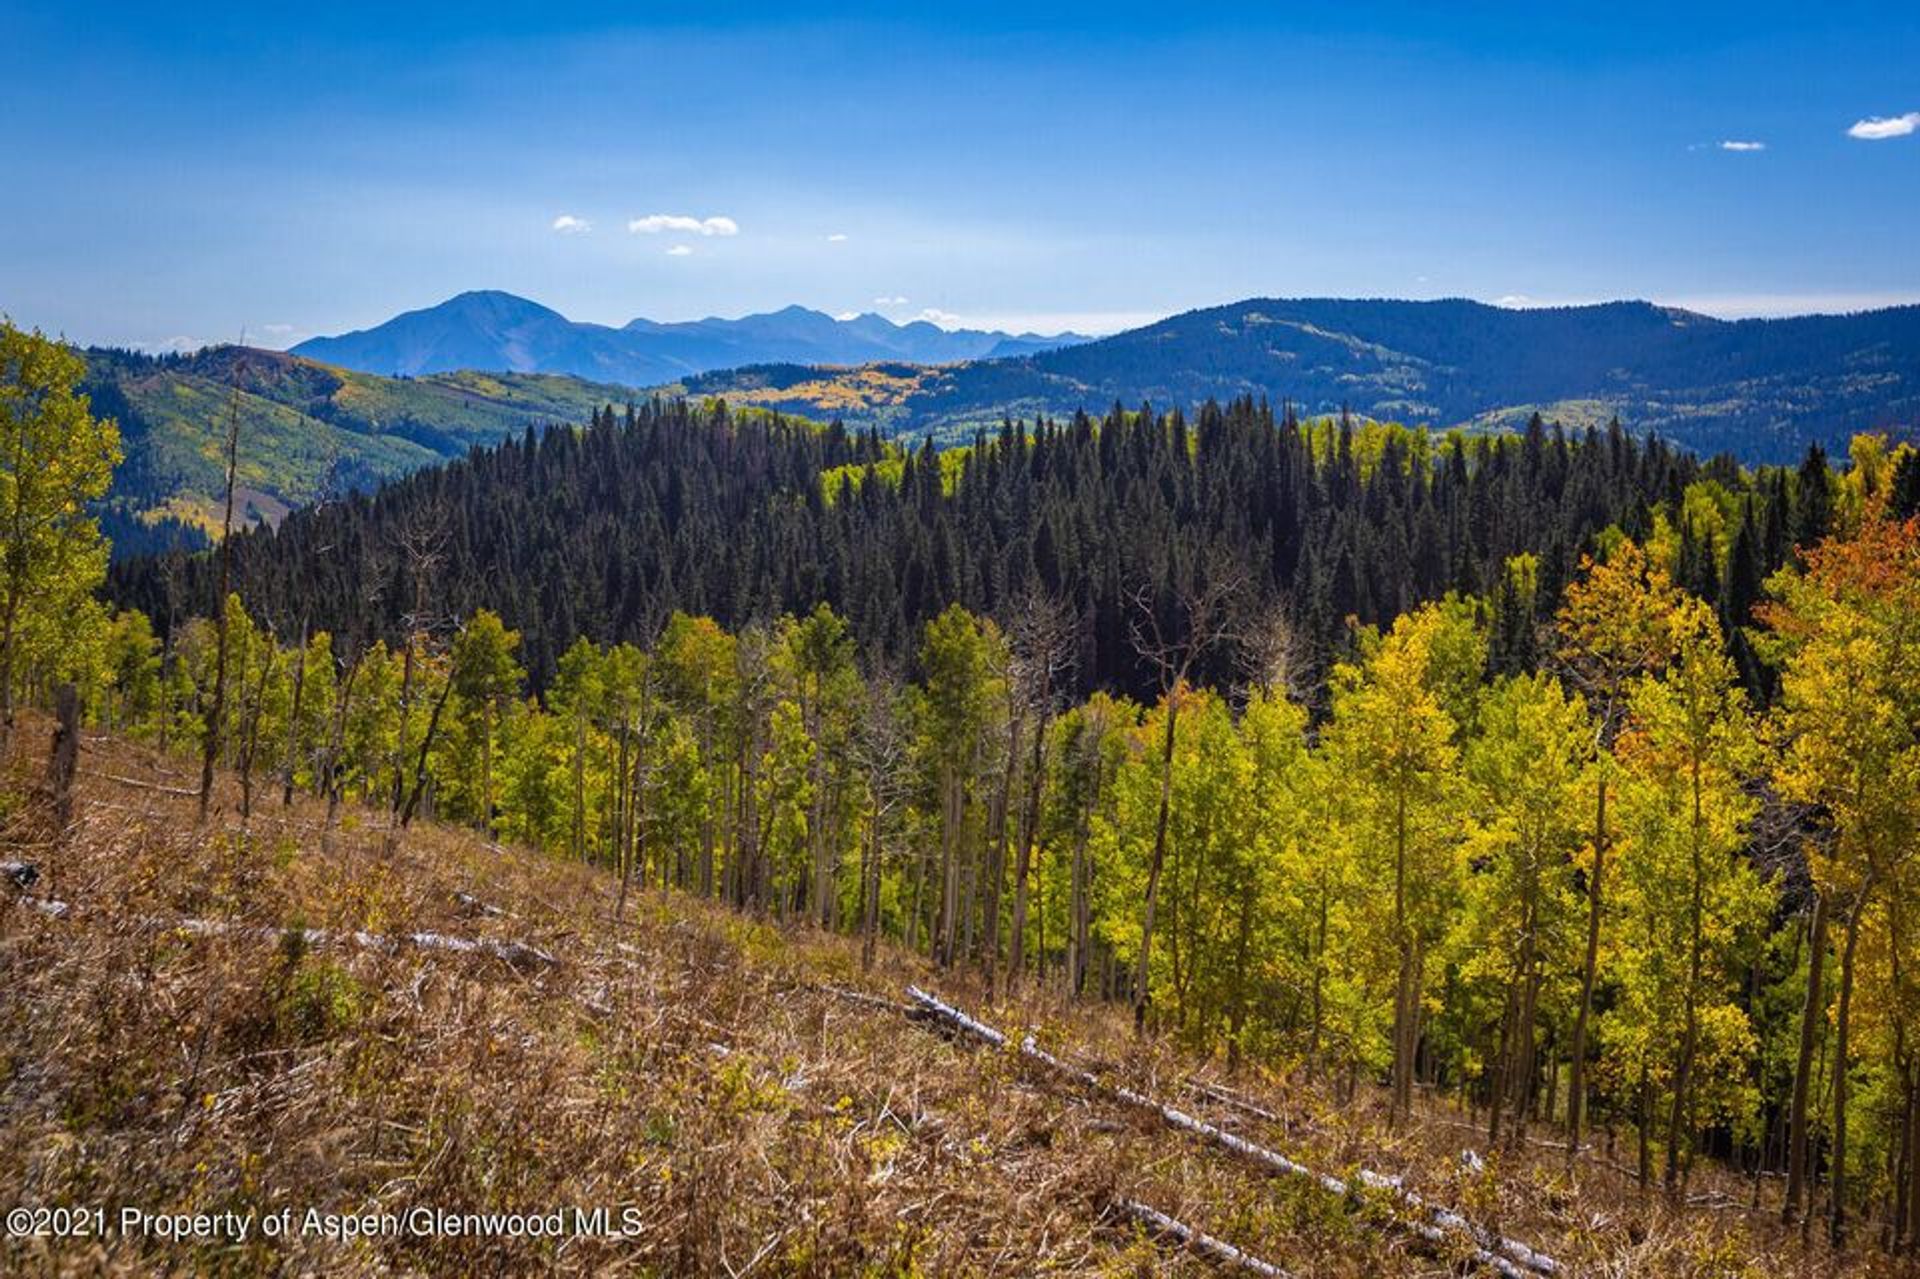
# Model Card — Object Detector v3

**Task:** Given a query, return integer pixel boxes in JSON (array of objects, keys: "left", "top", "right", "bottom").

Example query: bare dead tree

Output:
[
  {"left": 1004, "top": 590, "right": 1077, "bottom": 989},
  {"left": 235, "top": 626, "right": 278, "bottom": 821},
  {"left": 320, "top": 642, "right": 362, "bottom": 831},
  {"left": 1127, "top": 557, "right": 1248, "bottom": 1036},
  {"left": 850, "top": 663, "right": 914, "bottom": 972},
  {"left": 730, "top": 623, "right": 779, "bottom": 913},
  {"left": 281, "top": 617, "right": 309, "bottom": 807},
  {"left": 196, "top": 357, "right": 244, "bottom": 824},
  {"left": 1064, "top": 693, "right": 1118, "bottom": 998},
  {"left": 1237, "top": 595, "right": 1311, "bottom": 707},
  {"left": 389, "top": 502, "right": 451, "bottom": 822}
]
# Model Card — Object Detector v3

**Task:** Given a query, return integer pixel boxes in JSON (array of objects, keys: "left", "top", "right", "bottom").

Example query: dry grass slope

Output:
[{"left": 0, "top": 717, "right": 1877, "bottom": 1276}]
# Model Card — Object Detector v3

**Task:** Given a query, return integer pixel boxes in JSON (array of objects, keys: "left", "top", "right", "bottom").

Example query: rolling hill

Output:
[
  {"left": 680, "top": 297, "right": 1920, "bottom": 461},
  {"left": 83, "top": 345, "right": 637, "bottom": 537},
  {"left": 290, "top": 290, "right": 1087, "bottom": 383}
]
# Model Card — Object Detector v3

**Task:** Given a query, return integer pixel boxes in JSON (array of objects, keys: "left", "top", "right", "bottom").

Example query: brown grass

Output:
[{"left": 0, "top": 716, "right": 1892, "bottom": 1276}]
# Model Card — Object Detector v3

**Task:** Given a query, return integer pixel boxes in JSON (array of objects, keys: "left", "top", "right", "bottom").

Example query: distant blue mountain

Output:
[
  {"left": 291, "top": 291, "right": 1087, "bottom": 383},
  {"left": 684, "top": 297, "right": 1920, "bottom": 462}
]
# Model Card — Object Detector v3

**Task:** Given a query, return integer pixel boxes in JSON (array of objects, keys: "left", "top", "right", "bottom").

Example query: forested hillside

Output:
[
  {"left": 82, "top": 345, "right": 634, "bottom": 537},
  {"left": 109, "top": 396, "right": 1835, "bottom": 697},
  {"left": 684, "top": 298, "right": 1920, "bottom": 462}
]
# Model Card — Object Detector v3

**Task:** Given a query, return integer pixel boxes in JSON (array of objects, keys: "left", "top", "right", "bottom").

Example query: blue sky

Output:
[{"left": 3, "top": 1, "right": 1917, "bottom": 350}]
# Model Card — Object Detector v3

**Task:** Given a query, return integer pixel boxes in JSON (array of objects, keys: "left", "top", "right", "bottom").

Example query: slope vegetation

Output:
[
  {"left": 0, "top": 719, "right": 1848, "bottom": 1276},
  {"left": 84, "top": 346, "right": 634, "bottom": 533}
]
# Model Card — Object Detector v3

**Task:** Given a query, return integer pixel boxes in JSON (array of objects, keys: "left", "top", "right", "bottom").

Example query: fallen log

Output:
[
  {"left": 452, "top": 890, "right": 512, "bottom": 919},
  {"left": 904, "top": 987, "right": 1558, "bottom": 1279},
  {"left": 821, "top": 984, "right": 913, "bottom": 1014},
  {"left": 5, "top": 895, "right": 555, "bottom": 970},
  {"left": 97, "top": 772, "right": 201, "bottom": 798},
  {"left": 160, "top": 917, "right": 558, "bottom": 970},
  {"left": 1186, "top": 1078, "right": 1283, "bottom": 1125},
  {"left": 1112, "top": 1198, "right": 1292, "bottom": 1278}
]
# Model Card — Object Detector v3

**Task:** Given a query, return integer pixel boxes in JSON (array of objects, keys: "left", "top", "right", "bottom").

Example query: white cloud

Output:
[
  {"left": 916, "top": 308, "right": 965, "bottom": 329},
  {"left": 137, "top": 335, "right": 211, "bottom": 355},
  {"left": 1494, "top": 294, "right": 1535, "bottom": 308},
  {"left": 628, "top": 214, "right": 739, "bottom": 236},
  {"left": 665, "top": 245, "right": 693, "bottom": 257},
  {"left": 1718, "top": 140, "right": 1766, "bottom": 152},
  {"left": 551, "top": 214, "right": 592, "bottom": 234},
  {"left": 1848, "top": 111, "right": 1920, "bottom": 140},
  {"left": 834, "top": 311, "right": 860, "bottom": 321},
  {"left": 826, "top": 233, "right": 849, "bottom": 242},
  {"left": 872, "top": 295, "right": 908, "bottom": 306}
]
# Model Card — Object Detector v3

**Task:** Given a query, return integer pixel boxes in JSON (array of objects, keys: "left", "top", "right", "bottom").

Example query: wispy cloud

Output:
[
  {"left": 628, "top": 214, "right": 739, "bottom": 236},
  {"left": 1718, "top": 140, "right": 1766, "bottom": 152},
  {"left": 136, "top": 335, "right": 212, "bottom": 355},
  {"left": 916, "top": 308, "right": 964, "bottom": 328},
  {"left": 1847, "top": 111, "right": 1920, "bottom": 140},
  {"left": 665, "top": 245, "right": 693, "bottom": 257},
  {"left": 872, "top": 295, "right": 908, "bottom": 306},
  {"left": 551, "top": 214, "right": 592, "bottom": 234},
  {"left": 826, "top": 233, "right": 849, "bottom": 242}
]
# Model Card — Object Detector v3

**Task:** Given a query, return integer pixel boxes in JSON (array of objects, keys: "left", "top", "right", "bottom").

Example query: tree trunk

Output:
[
  {"left": 860, "top": 802, "right": 882, "bottom": 971},
  {"left": 1666, "top": 757, "right": 1709, "bottom": 1199},
  {"left": 47, "top": 683, "right": 78, "bottom": 842},
  {"left": 397, "top": 674, "right": 455, "bottom": 829},
  {"left": 1134, "top": 693, "right": 1181, "bottom": 1036},
  {"left": 1784, "top": 891, "right": 1829, "bottom": 1223},
  {"left": 1008, "top": 716, "right": 1045, "bottom": 986},
  {"left": 1637, "top": 1061, "right": 1652, "bottom": 1191},
  {"left": 1391, "top": 782, "right": 1414, "bottom": 1127},
  {"left": 1067, "top": 744, "right": 1101, "bottom": 997},
  {"left": 480, "top": 697, "right": 494, "bottom": 837},
  {"left": 1832, "top": 897, "right": 1867, "bottom": 1247},
  {"left": 281, "top": 629, "right": 307, "bottom": 807},
  {"left": 321, "top": 659, "right": 358, "bottom": 829},
  {"left": 0, "top": 586, "right": 22, "bottom": 755},
  {"left": 1567, "top": 772, "right": 1607, "bottom": 1159}
]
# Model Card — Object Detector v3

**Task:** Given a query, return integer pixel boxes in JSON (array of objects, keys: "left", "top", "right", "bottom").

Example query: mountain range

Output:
[
  {"left": 679, "top": 297, "right": 1920, "bottom": 461},
  {"left": 83, "top": 294, "right": 1920, "bottom": 550},
  {"left": 290, "top": 291, "right": 1088, "bottom": 383}
]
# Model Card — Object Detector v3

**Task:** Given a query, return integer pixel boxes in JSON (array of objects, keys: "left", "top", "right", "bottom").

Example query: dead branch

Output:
[
  {"left": 7, "top": 896, "right": 556, "bottom": 970},
  {"left": 98, "top": 772, "right": 202, "bottom": 798},
  {"left": 904, "top": 986, "right": 1558, "bottom": 1279},
  {"left": 1112, "top": 1198, "right": 1293, "bottom": 1278},
  {"left": 820, "top": 984, "right": 913, "bottom": 1014},
  {"left": 1186, "top": 1079, "right": 1283, "bottom": 1125}
]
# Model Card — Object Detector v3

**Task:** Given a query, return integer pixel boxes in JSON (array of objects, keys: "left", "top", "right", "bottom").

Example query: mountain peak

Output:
[
  {"left": 437, "top": 290, "right": 564, "bottom": 319},
  {"left": 293, "top": 294, "right": 1089, "bottom": 383}
]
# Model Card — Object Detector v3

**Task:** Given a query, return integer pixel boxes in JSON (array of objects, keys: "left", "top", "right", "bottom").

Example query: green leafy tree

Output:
[
  {"left": 0, "top": 321, "right": 120, "bottom": 744},
  {"left": 1326, "top": 600, "right": 1480, "bottom": 1126}
]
